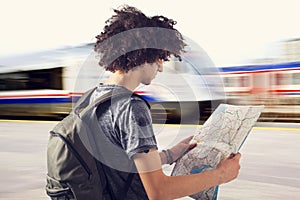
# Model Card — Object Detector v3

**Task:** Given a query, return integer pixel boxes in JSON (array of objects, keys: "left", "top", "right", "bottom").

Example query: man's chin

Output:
[{"left": 142, "top": 81, "right": 152, "bottom": 85}]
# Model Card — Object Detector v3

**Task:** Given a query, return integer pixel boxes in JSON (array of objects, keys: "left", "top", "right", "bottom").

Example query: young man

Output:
[{"left": 91, "top": 5, "right": 241, "bottom": 200}]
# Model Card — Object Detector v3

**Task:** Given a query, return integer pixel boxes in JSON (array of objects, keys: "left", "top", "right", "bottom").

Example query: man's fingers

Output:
[
  {"left": 181, "top": 135, "right": 194, "bottom": 143},
  {"left": 228, "top": 152, "right": 241, "bottom": 160},
  {"left": 234, "top": 152, "right": 241, "bottom": 160},
  {"left": 188, "top": 142, "right": 197, "bottom": 150}
]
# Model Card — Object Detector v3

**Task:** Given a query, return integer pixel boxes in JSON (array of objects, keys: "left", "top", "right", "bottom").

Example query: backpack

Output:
[{"left": 46, "top": 87, "right": 147, "bottom": 200}]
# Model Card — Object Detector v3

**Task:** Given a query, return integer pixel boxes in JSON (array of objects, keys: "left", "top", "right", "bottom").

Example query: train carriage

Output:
[
  {"left": 0, "top": 43, "right": 225, "bottom": 124},
  {"left": 220, "top": 62, "right": 300, "bottom": 122}
]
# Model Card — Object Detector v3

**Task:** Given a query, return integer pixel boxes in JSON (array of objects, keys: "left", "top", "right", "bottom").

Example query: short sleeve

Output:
[{"left": 117, "top": 97, "right": 157, "bottom": 159}]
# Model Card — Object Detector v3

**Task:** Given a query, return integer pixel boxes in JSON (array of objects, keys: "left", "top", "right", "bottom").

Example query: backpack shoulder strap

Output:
[
  {"left": 76, "top": 89, "right": 126, "bottom": 118},
  {"left": 72, "top": 87, "right": 97, "bottom": 114},
  {"left": 77, "top": 88, "right": 150, "bottom": 118}
]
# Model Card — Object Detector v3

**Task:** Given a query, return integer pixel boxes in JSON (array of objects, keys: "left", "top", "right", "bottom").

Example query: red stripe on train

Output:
[
  {"left": 269, "top": 89, "right": 300, "bottom": 93},
  {"left": 0, "top": 92, "right": 83, "bottom": 99}
]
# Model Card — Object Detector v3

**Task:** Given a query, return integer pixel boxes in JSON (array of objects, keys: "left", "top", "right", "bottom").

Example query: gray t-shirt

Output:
[{"left": 90, "top": 84, "right": 157, "bottom": 200}]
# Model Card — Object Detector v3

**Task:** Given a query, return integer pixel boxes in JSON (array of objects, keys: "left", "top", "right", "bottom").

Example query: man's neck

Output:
[{"left": 105, "top": 70, "right": 140, "bottom": 91}]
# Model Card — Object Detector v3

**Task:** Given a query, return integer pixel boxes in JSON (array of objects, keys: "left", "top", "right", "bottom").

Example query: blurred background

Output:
[
  {"left": 0, "top": 1, "right": 300, "bottom": 200},
  {"left": 0, "top": 0, "right": 299, "bottom": 123}
]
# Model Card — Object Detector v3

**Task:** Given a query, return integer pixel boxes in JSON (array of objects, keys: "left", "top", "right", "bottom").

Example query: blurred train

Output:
[
  {"left": 0, "top": 43, "right": 225, "bottom": 124},
  {"left": 220, "top": 62, "right": 300, "bottom": 122},
  {"left": 1, "top": 43, "right": 299, "bottom": 123}
]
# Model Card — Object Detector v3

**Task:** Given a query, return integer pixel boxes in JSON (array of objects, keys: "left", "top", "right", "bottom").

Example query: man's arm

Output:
[{"left": 133, "top": 149, "right": 241, "bottom": 200}]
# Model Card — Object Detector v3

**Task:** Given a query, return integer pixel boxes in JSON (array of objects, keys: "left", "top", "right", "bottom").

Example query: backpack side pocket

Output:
[{"left": 46, "top": 175, "right": 75, "bottom": 200}]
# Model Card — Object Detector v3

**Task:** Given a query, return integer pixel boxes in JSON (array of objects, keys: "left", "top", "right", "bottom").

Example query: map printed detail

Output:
[{"left": 171, "top": 104, "right": 264, "bottom": 200}]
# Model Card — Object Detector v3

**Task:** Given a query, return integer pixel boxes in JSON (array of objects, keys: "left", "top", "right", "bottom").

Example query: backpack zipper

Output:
[{"left": 50, "top": 131, "right": 92, "bottom": 179}]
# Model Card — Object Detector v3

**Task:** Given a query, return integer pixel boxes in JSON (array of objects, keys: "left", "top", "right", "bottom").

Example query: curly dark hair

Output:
[{"left": 94, "top": 5, "right": 186, "bottom": 73}]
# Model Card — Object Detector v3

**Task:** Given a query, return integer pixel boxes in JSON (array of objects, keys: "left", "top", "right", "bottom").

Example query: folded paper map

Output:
[{"left": 171, "top": 104, "right": 264, "bottom": 200}]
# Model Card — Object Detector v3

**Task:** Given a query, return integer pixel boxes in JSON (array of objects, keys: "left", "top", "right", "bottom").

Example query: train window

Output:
[
  {"left": 222, "top": 77, "right": 228, "bottom": 87},
  {"left": 292, "top": 73, "right": 300, "bottom": 85},
  {"left": 223, "top": 76, "right": 249, "bottom": 87},
  {"left": 276, "top": 73, "right": 291, "bottom": 85},
  {"left": 223, "top": 77, "right": 230, "bottom": 87},
  {"left": 233, "top": 77, "right": 241, "bottom": 87},
  {"left": 0, "top": 73, "right": 29, "bottom": 90},
  {"left": 270, "top": 73, "right": 277, "bottom": 85},
  {"left": 241, "top": 76, "right": 249, "bottom": 87},
  {"left": 0, "top": 67, "right": 63, "bottom": 91}
]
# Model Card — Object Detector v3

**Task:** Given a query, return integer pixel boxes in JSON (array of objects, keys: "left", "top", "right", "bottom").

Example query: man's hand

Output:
[
  {"left": 168, "top": 136, "right": 197, "bottom": 163},
  {"left": 215, "top": 152, "right": 241, "bottom": 184}
]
